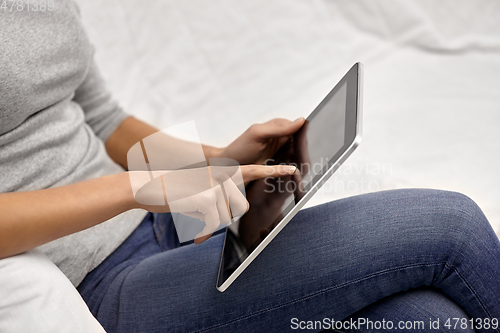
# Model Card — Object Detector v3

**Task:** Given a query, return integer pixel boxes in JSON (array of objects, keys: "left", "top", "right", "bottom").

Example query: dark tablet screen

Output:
[{"left": 217, "top": 63, "right": 361, "bottom": 289}]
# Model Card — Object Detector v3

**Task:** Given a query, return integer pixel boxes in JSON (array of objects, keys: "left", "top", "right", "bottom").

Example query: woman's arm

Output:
[
  {"left": 105, "top": 116, "right": 222, "bottom": 170},
  {"left": 0, "top": 164, "right": 296, "bottom": 258},
  {"left": 105, "top": 116, "right": 306, "bottom": 170},
  {"left": 0, "top": 173, "right": 135, "bottom": 260}
]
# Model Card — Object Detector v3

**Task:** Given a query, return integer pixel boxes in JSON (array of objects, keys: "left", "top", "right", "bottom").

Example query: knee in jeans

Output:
[
  {"left": 389, "top": 189, "right": 489, "bottom": 239},
  {"left": 422, "top": 190, "right": 491, "bottom": 244},
  {"left": 441, "top": 191, "right": 487, "bottom": 229}
]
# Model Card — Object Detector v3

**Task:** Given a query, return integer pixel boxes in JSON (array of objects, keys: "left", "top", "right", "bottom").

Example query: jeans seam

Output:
[
  {"left": 152, "top": 214, "right": 168, "bottom": 252},
  {"left": 442, "top": 209, "right": 497, "bottom": 329},
  {"left": 444, "top": 263, "right": 496, "bottom": 329},
  {"left": 193, "top": 262, "right": 448, "bottom": 333},
  {"left": 101, "top": 264, "right": 140, "bottom": 332}
]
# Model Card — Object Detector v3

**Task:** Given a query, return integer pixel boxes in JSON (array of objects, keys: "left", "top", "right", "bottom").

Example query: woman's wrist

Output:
[
  {"left": 122, "top": 172, "right": 173, "bottom": 213},
  {"left": 120, "top": 172, "right": 141, "bottom": 210},
  {"left": 202, "top": 144, "right": 224, "bottom": 160}
]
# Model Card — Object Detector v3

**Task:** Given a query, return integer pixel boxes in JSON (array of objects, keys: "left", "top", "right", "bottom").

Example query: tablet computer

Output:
[{"left": 217, "top": 62, "right": 363, "bottom": 292}]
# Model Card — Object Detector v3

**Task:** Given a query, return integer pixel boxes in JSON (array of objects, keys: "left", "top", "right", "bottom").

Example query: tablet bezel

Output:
[{"left": 216, "top": 62, "right": 363, "bottom": 292}]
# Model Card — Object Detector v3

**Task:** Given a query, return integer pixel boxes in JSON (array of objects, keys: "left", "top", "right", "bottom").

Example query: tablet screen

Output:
[{"left": 217, "top": 63, "right": 361, "bottom": 288}]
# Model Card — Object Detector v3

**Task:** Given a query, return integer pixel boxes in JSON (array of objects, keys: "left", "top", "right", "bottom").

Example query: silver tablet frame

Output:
[{"left": 216, "top": 63, "right": 363, "bottom": 292}]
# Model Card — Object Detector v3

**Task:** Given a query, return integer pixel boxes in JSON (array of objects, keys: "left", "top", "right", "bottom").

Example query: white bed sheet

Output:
[{"left": 76, "top": 0, "right": 500, "bottom": 233}]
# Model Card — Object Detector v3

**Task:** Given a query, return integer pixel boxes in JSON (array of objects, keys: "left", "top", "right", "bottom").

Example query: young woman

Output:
[{"left": 1, "top": 1, "right": 498, "bottom": 332}]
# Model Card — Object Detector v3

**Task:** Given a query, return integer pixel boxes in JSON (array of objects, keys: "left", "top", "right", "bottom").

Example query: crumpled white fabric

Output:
[{"left": 0, "top": 249, "right": 105, "bottom": 333}]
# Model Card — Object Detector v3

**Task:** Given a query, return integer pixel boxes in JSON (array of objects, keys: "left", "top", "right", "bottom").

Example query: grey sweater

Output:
[{"left": 0, "top": 1, "right": 147, "bottom": 286}]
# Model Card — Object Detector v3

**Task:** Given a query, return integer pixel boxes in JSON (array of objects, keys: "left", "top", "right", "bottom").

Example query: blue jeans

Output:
[{"left": 77, "top": 189, "right": 500, "bottom": 332}]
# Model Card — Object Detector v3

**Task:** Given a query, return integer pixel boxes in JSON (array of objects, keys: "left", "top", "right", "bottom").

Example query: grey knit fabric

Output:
[{"left": 0, "top": 1, "right": 147, "bottom": 286}]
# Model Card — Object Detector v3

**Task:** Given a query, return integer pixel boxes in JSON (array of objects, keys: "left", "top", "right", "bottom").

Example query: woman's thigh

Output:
[{"left": 97, "top": 189, "right": 500, "bottom": 333}]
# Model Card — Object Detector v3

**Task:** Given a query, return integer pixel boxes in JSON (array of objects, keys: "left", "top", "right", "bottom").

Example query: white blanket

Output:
[
  {"left": 77, "top": 0, "right": 500, "bottom": 233},
  {"left": 0, "top": 250, "right": 105, "bottom": 333}
]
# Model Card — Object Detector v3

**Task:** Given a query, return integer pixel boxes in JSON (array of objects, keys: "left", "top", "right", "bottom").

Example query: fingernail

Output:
[
  {"left": 293, "top": 117, "right": 305, "bottom": 123},
  {"left": 282, "top": 165, "right": 297, "bottom": 174}
]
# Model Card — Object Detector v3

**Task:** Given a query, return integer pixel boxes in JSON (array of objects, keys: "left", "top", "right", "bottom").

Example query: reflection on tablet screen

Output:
[{"left": 220, "top": 82, "right": 348, "bottom": 281}]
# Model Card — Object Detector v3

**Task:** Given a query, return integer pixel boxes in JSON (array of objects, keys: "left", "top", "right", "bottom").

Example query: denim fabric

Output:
[
  {"left": 78, "top": 189, "right": 500, "bottom": 333},
  {"left": 337, "top": 287, "right": 474, "bottom": 333},
  {"left": 77, "top": 213, "right": 179, "bottom": 313}
]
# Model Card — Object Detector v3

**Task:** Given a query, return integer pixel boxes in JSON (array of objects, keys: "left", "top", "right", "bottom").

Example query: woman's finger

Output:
[
  {"left": 252, "top": 117, "right": 306, "bottom": 140},
  {"left": 223, "top": 179, "right": 249, "bottom": 218},
  {"left": 181, "top": 211, "right": 205, "bottom": 221},
  {"left": 239, "top": 164, "right": 298, "bottom": 183},
  {"left": 215, "top": 185, "right": 231, "bottom": 225},
  {"left": 194, "top": 198, "right": 221, "bottom": 244}
]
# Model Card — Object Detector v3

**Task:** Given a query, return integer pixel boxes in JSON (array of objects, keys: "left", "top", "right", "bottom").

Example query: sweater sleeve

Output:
[{"left": 72, "top": 60, "right": 130, "bottom": 142}]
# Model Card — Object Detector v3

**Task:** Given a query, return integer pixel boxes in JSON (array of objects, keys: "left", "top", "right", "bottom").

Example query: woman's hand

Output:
[
  {"left": 219, "top": 118, "right": 306, "bottom": 165},
  {"left": 130, "top": 164, "right": 297, "bottom": 244}
]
